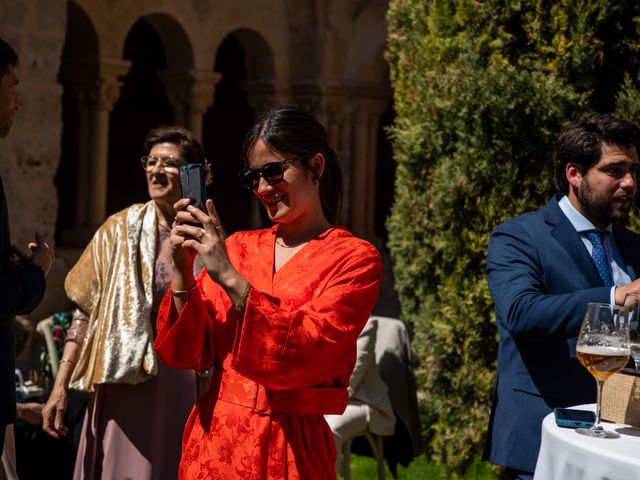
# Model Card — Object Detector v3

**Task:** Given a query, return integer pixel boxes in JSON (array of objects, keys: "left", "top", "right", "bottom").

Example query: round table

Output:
[{"left": 534, "top": 404, "right": 640, "bottom": 480}]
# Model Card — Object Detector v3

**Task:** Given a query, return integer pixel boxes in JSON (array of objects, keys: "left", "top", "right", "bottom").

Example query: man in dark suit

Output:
[
  {"left": 0, "top": 37, "right": 53, "bottom": 461},
  {"left": 483, "top": 112, "right": 640, "bottom": 479}
]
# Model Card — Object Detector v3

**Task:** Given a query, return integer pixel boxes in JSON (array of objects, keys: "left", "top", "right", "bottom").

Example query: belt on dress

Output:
[{"left": 211, "top": 368, "right": 348, "bottom": 416}]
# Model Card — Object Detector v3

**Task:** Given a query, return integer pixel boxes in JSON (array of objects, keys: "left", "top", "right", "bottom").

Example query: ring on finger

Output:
[{"left": 198, "top": 229, "right": 206, "bottom": 241}]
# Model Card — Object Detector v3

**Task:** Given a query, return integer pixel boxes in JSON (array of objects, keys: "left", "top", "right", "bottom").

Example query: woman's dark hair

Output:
[
  {"left": 143, "top": 125, "right": 211, "bottom": 183},
  {"left": 241, "top": 106, "right": 343, "bottom": 224},
  {"left": 0, "top": 38, "right": 18, "bottom": 75},
  {"left": 553, "top": 112, "right": 640, "bottom": 192}
]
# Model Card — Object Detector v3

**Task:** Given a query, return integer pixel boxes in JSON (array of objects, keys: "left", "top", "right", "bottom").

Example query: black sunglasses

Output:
[{"left": 238, "top": 157, "right": 304, "bottom": 190}]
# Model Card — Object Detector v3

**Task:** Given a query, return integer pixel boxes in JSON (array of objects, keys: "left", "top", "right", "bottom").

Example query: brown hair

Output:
[{"left": 241, "top": 106, "right": 343, "bottom": 224}]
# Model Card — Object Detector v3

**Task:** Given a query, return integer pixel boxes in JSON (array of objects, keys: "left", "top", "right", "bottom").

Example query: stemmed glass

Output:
[
  {"left": 623, "top": 293, "right": 640, "bottom": 371},
  {"left": 575, "top": 302, "right": 630, "bottom": 438}
]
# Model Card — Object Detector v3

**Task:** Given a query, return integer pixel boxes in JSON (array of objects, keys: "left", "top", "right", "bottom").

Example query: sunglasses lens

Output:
[
  {"left": 239, "top": 161, "right": 289, "bottom": 189},
  {"left": 262, "top": 163, "right": 285, "bottom": 185},
  {"left": 239, "top": 170, "right": 259, "bottom": 189}
]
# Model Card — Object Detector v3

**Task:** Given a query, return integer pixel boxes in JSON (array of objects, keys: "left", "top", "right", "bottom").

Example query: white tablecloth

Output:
[{"left": 534, "top": 404, "right": 640, "bottom": 480}]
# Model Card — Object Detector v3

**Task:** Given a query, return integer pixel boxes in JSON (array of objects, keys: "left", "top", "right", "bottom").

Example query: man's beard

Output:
[{"left": 577, "top": 178, "right": 632, "bottom": 226}]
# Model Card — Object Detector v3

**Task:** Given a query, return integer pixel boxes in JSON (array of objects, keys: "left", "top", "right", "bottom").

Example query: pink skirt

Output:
[{"left": 73, "top": 361, "right": 196, "bottom": 480}]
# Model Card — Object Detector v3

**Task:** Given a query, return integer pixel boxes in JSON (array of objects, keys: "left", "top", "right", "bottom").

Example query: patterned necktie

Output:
[{"left": 585, "top": 230, "right": 614, "bottom": 287}]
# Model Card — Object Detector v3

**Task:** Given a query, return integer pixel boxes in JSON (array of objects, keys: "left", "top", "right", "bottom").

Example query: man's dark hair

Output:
[
  {"left": 0, "top": 38, "right": 18, "bottom": 76},
  {"left": 553, "top": 112, "right": 640, "bottom": 192}
]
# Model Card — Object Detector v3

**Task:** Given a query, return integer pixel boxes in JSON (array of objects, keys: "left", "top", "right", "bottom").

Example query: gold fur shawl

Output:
[{"left": 65, "top": 202, "right": 158, "bottom": 391}]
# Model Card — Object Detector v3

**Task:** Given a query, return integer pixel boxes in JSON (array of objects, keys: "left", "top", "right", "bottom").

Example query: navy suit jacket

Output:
[
  {"left": 483, "top": 194, "right": 640, "bottom": 472},
  {"left": 0, "top": 177, "right": 45, "bottom": 428}
]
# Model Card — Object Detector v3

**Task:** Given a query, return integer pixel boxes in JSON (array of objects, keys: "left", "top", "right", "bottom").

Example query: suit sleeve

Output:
[
  {"left": 487, "top": 221, "right": 610, "bottom": 339},
  {"left": 231, "top": 247, "right": 382, "bottom": 391},
  {"left": 0, "top": 264, "right": 45, "bottom": 322}
]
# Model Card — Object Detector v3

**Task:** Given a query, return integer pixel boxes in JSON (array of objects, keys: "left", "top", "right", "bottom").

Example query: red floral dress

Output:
[{"left": 154, "top": 225, "right": 382, "bottom": 479}]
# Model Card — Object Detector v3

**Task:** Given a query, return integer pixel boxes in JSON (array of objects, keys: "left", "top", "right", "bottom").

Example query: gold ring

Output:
[{"left": 198, "top": 230, "right": 206, "bottom": 241}]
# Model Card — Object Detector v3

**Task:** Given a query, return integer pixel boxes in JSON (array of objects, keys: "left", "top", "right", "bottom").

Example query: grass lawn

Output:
[{"left": 347, "top": 454, "right": 499, "bottom": 480}]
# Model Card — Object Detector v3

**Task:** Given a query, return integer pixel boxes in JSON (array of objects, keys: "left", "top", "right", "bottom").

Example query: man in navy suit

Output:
[
  {"left": 0, "top": 38, "right": 53, "bottom": 462},
  {"left": 483, "top": 112, "right": 640, "bottom": 479}
]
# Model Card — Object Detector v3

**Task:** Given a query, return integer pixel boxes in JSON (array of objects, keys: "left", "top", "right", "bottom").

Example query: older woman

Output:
[
  {"left": 154, "top": 106, "right": 382, "bottom": 479},
  {"left": 42, "top": 126, "right": 208, "bottom": 480}
]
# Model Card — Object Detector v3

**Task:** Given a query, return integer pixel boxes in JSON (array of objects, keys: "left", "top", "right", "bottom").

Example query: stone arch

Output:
[
  {"left": 231, "top": 28, "right": 275, "bottom": 82},
  {"left": 343, "top": 1, "right": 392, "bottom": 239},
  {"left": 55, "top": 0, "right": 101, "bottom": 247},
  {"left": 202, "top": 28, "right": 277, "bottom": 234},
  {"left": 141, "top": 13, "right": 194, "bottom": 71},
  {"left": 106, "top": 15, "right": 181, "bottom": 215},
  {"left": 346, "top": 1, "right": 388, "bottom": 85}
]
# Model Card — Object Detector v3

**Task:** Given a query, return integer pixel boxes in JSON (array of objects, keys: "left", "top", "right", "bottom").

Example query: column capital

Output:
[
  {"left": 191, "top": 70, "right": 222, "bottom": 115},
  {"left": 158, "top": 69, "right": 222, "bottom": 120},
  {"left": 87, "top": 58, "right": 131, "bottom": 111},
  {"left": 349, "top": 84, "right": 392, "bottom": 118},
  {"left": 98, "top": 57, "right": 132, "bottom": 79},
  {"left": 242, "top": 80, "right": 277, "bottom": 112}
]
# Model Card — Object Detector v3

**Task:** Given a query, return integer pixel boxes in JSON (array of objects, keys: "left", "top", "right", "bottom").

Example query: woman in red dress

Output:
[{"left": 154, "top": 106, "right": 382, "bottom": 479}]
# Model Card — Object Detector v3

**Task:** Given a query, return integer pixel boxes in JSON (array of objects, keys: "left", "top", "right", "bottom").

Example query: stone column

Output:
[
  {"left": 158, "top": 70, "right": 221, "bottom": 140},
  {"left": 318, "top": 89, "right": 350, "bottom": 222},
  {"left": 60, "top": 58, "right": 129, "bottom": 246},
  {"left": 84, "top": 59, "right": 131, "bottom": 228},
  {"left": 348, "top": 91, "right": 390, "bottom": 237},
  {"left": 243, "top": 80, "right": 277, "bottom": 229}
]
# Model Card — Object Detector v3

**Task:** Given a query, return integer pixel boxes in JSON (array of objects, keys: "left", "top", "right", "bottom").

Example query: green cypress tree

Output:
[{"left": 386, "top": 0, "right": 640, "bottom": 473}]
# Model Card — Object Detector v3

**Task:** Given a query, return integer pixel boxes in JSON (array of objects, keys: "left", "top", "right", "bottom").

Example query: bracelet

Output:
[
  {"left": 233, "top": 283, "right": 251, "bottom": 311},
  {"left": 59, "top": 358, "right": 77, "bottom": 367},
  {"left": 170, "top": 284, "right": 197, "bottom": 295}
]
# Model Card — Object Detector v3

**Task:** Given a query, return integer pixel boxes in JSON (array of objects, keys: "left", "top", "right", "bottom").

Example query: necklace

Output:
[
  {"left": 275, "top": 237, "right": 308, "bottom": 248},
  {"left": 158, "top": 221, "right": 172, "bottom": 233}
]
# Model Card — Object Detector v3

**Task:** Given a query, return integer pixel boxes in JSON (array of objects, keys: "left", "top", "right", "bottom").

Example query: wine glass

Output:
[
  {"left": 623, "top": 293, "right": 640, "bottom": 371},
  {"left": 575, "top": 302, "right": 630, "bottom": 438}
]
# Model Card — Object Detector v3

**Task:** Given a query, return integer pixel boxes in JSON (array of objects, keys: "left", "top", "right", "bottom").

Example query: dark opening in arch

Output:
[{"left": 107, "top": 18, "right": 174, "bottom": 215}]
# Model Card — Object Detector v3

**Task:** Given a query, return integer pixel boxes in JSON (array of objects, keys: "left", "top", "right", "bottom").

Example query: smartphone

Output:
[
  {"left": 179, "top": 163, "right": 207, "bottom": 213},
  {"left": 553, "top": 408, "right": 596, "bottom": 429}
]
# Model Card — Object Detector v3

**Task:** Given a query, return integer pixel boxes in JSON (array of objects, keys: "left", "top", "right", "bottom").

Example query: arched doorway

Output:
[
  {"left": 375, "top": 101, "right": 395, "bottom": 242},
  {"left": 202, "top": 29, "right": 275, "bottom": 233},
  {"left": 107, "top": 16, "right": 186, "bottom": 215},
  {"left": 56, "top": 0, "right": 100, "bottom": 247}
]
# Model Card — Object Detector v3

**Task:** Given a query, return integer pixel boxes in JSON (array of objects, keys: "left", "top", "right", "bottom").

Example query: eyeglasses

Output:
[
  {"left": 141, "top": 155, "right": 182, "bottom": 172},
  {"left": 238, "top": 157, "right": 304, "bottom": 190}
]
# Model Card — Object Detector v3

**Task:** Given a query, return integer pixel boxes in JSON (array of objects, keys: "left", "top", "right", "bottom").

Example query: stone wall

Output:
[
  {"left": 0, "top": 0, "right": 398, "bottom": 326},
  {"left": 0, "top": 0, "right": 72, "bottom": 323}
]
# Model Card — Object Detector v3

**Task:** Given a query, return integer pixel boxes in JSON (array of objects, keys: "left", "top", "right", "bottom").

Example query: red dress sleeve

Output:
[
  {"left": 231, "top": 241, "right": 382, "bottom": 391},
  {"left": 154, "top": 275, "right": 220, "bottom": 371}
]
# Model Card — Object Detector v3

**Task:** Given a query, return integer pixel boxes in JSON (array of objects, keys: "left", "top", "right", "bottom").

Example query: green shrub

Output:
[{"left": 386, "top": 0, "right": 640, "bottom": 474}]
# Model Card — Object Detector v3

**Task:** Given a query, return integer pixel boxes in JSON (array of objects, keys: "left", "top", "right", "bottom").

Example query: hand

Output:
[
  {"left": 16, "top": 402, "right": 43, "bottom": 426},
  {"left": 42, "top": 385, "right": 69, "bottom": 438},
  {"left": 175, "top": 199, "right": 232, "bottom": 283},
  {"left": 8, "top": 245, "right": 29, "bottom": 271},
  {"left": 171, "top": 198, "right": 199, "bottom": 272},
  {"left": 614, "top": 279, "right": 640, "bottom": 305},
  {"left": 27, "top": 232, "right": 54, "bottom": 276}
]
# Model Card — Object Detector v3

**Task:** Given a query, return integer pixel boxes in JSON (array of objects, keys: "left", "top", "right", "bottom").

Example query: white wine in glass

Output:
[
  {"left": 575, "top": 302, "right": 630, "bottom": 439},
  {"left": 623, "top": 293, "right": 640, "bottom": 371}
]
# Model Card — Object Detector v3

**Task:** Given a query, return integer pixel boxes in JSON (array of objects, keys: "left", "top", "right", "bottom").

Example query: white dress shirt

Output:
[{"left": 558, "top": 195, "right": 632, "bottom": 304}]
